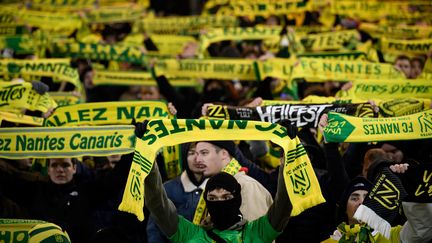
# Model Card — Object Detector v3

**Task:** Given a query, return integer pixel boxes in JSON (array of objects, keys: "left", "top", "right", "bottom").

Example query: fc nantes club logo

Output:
[
  {"left": 290, "top": 168, "right": 311, "bottom": 195},
  {"left": 207, "top": 105, "right": 228, "bottom": 119},
  {"left": 369, "top": 173, "right": 401, "bottom": 210},
  {"left": 418, "top": 111, "right": 432, "bottom": 136}
]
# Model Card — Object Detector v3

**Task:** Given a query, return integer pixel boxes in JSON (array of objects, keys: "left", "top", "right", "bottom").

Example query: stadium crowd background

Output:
[{"left": 0, "top": 0, "right": 431, "bottom": 242}]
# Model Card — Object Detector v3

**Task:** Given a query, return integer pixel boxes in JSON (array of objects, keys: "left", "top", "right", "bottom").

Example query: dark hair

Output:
[
  {"left": 47, "top": 158, "right": 78, "bottom": 167},
  {"left": 395, "top": 55, "right": 410, "bottom": 62}
]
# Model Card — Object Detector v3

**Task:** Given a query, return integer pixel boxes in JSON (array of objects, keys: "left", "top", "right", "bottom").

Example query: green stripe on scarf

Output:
[
  {"left": 323, "top": 110, "right": 432, "bottom": 142},
  {"left": 0, "top": 125, "right": 135, "bottom": 159},
  {"left": 119, "top": 119, "right": 325, "bottom": 221}
]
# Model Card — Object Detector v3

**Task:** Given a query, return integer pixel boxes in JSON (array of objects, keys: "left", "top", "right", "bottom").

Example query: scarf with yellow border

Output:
[
  {"left": 119, "top": 118, "right": 325, "bottom": 221},
  {"left": 323, "top": 110, "right": 432, "bottom": 143}
]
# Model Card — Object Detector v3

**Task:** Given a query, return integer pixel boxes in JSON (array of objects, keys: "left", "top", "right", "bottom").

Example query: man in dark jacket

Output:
[{"left": 0, "top": 155, "right": 133, "bottom": 243}]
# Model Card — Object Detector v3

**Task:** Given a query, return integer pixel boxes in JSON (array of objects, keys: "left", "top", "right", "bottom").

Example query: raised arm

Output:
[
  {"left": 144, "top": 161, "right": 179, "bottom": 237},
  {"left": 267, "top": 119, "right": 297, "bottom": 231},
  {"left": 267, "top": 161, "right": 292, "bottom": 231}
]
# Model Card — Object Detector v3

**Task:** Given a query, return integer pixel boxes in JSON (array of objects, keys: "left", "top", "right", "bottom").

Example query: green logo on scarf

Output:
[
  {"left": 290, "top": 168, "right": 311, "bottom": 195},
  {"left": 418, "top": 112, "right": 432, "bottom": 135},
  {"left": 324, "top": 114, "right": 355, "bottom": 141}
]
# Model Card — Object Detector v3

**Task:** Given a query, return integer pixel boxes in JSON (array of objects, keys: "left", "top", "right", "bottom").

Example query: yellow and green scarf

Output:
[
  {"left": 323, "top": 110, "right": 432, "bottom": 143},
  {"left": 44, "top": 101, "right": 171, "bottom": 127},
  {"left": 0, "top": 81, "right": 58, "bottom": 113},
  {"left": 338, "top": 79, "right": 432, "bottom": 100},
  {"left": 155, "top": 58, "right": 257, "bottom": 81},
  {"left": 0, "top": 125, "right": 135, "bottom": 159},
  {"left": 119, "top": 118, "right": 325, "bottom": 221}
]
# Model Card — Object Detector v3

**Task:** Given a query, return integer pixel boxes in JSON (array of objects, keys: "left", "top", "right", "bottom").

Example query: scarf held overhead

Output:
[
  {"left": 44, "top": 101, "right": 171, "bottom": 126},
  {"left": 119, "top": 119, "right": 325, "bottom": 221},
  {"left": 0, "top": 125, "right": 135, "bottom": 159},
  {"left": 206, "top": 102, "right": 375, "bottom": 127},
  {"left": 323, "top": 110, "right": 432, "bottom": 143}
]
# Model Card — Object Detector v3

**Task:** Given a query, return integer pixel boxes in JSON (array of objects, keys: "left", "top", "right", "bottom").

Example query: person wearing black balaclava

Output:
[
  {"left": 146, "top": 142, "right": 208, "bottom": 243},
  {"left": 140, "top": 131, "right": 295, "bottom": 242},
  {"left": 203, "top": 172, "right": 243, "bottom": 231}
]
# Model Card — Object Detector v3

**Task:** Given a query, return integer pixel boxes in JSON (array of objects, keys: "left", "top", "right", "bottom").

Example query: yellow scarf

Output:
[
  {"left": 84, "top": 5, "right": 145, "bottom": 24},
  {"left": 119, "top": 119, "right": 325, "bottom": 221},
  {"left": 0, "top": 111, "right": 44, "bottom": 126},
  {"left": 338, "top": 79, "right": 432, "bottom": 100},
  {"left": 45, "top": 101, "right": 171, "bottom": 127},
  {"left": 381, "top": 37, "right": 432, "bottom": 55},
  {"left": 359, "top": 23, "right": 432, "bottom": 40},
  {"left": 0, "top": 81, "right": 58, "bottom": 113},
  {"left": 44, "top": 101, "right": 182, "bottom": 179},
  {"left": 323, "top": 110, "right": 432, "bottom": 143},
  {"left": 290, "top": 58, "right": 404, "bottom": 82},
  {"left": 199, "top": 26, "right": 281, "bottom": 54},
  {"left": 0, "top": 125, "right": 135, "bottom": 159},
  {"left": 52, "top": 41, "right": 147, "bottom": 65},
  {"left": 216, "top": 1, "right": 308, "bottom": 18},
  {"left": 155, "top": 58, "right": 257, "bottom": 81},
  {"left": 0, "top": 58, "right": 82, "bottom": 92},
  {"left": 48, "top": 92, "right": 82, "bottom": 107},
  {"left": 298, "top": 30, "right": 360, "bottom": 52},
  {"left": 92, "top": 70, "right": 199, "bottom": 87},
  {"left": 135, "top": 15, "right": 238, "bottom": 35}
]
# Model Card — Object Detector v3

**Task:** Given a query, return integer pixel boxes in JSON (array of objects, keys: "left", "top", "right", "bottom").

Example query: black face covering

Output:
[
  {"left": 204, "top": 172, "right": 242, "bottom": 230},
  {"left": 206, "top": 197, "right": 242, "bottom": 230}
]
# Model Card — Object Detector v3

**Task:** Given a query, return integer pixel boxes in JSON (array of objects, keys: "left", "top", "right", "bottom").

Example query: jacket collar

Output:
[{"left": 181, "top": 171, "right": 207, "bottom": 192}]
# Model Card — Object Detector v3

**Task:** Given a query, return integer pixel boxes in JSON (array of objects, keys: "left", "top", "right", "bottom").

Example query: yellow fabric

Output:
[
  {"left": 192, "top": 158, "right": 241, "bottom": 224},
  {"left": 150, "top": 35, "right": 197, "bottom": 56},
  {"left": 29, "top": 222, "right": 71, "bottom": 243},
  {"left": 322, "top": 225, "right": 402, "bottom": 243},
  {"left": 44, "top": 100, "right": 181, "bottom": 180},
  {"left": 44, "top": 101, "right": 171, "bottom": 127},
  {"left": 84, "top": 6, "right": 145, "bottom": 24},
  {"left": 292, "top": 26, "right": 333, "bottom": 36},
  {"left": 162, "top": 144, "right": 182, "bottom": 180},
  {"left": 295, "top": 51, "right": 369, "bottom": 61},
  {"left": 338, "top": 79, "right": 432, "bottom": 100},
  {"left": 29, "top": 0, "right": 94, "bottom": 11},
  {"left": 92, "top": 70, "right": 199, "bottom": 87},
  {"left": 298, "top": 30, "right": 360, "bottom": 52},
  {"left": 53, "top": 41, "right": 147, "bottom": 65},
  {"left": 155, "top": 58, "right": 257, "bottom": 81},
  {"left": 136, "top": 15, "right": 238, "bottom": 35},
  {"left": 255, "top": 57, "right": 295, "bottom": 80},
  {"left": 380, "top": 38, "right": 432, "bottom": 55},
  {"left": 17, "top": 9, "right": 82, "bottom": 33},
  {"left": 0, "top": 81, "right": 58, "bottom": 113},
  {"left": 0, "top": 218, "right": 47, "bottom": 243},
  {"left": 119, "top": 118, "right": 325, "bottom": 221},
  {"left": 0, "top": 58, "right": 82, "bottom": 92},
  {"left": 0, "top": 23, "right": 27, "bottom": 36},
  {"left": 323, "top": 110, "right": 432, "bottom": 143},
  {"left": 199, "top": 26, "right": 281, "bottom": 54},
  {"left": 0, "top": 125, "right": 135, "bottom": 159},
  {"left": 290, "top": 58, "right": 404, "bottom": 82},
  {"left": 0, "top": 111, "right": 44, "bottom": 126},
  {"left": 330, "top": 0, "right": 430, "bottom": 21},
  {"left": 359, "top": 23, "right": 432, "bottom": 40},
  {"left": 48, "top": 92, "right": 82, "bottom": 107},
  {"left": 218, "top": 0, "right": 308, "bottom": 18}
]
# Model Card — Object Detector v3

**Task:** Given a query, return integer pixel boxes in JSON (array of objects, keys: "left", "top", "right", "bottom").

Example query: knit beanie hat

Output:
[
  {"left": 206, "top": 141, "right": 236, "bottom": 157},
  {"left": 339, "top": 177, "right": 373, "bottom": 214}
]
